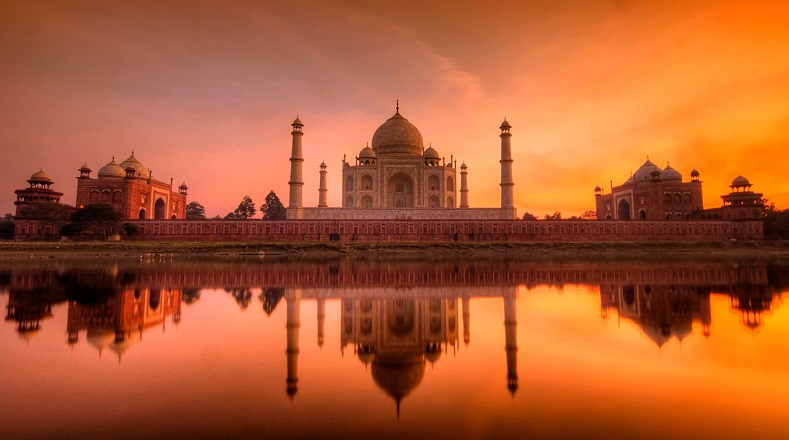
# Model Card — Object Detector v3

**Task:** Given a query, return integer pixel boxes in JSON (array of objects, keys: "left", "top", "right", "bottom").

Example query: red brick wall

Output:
[{"left": 126, "top": 219, "right": 764, "bottom": 242}]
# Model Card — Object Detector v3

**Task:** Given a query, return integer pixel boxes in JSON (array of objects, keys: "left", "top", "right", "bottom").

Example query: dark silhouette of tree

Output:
[
  {"left": 226, "top": 288, "right": 252, "bottom": 310},
  {"left": 0, "top": 213, "right": 15, "bottom": 239},
  {"left": 260, "top": 287, "right": 285, "bottom": 315},
  {"left": 71, "top": 203, "right": 122, "bottom": 238},
  {"left": 186, "top": 201, "right": 206, "bottom": 219},
  {"left": 544, "top": 211, "right": 562, "bottom": 220},
  {"left": 260, "top": 190, "right": 286, "bottom": 220},
  {"left": 231, "top": 195, "right": 256, "bottom": 219},
  {"left": 522, "top": 212, "right": 537, "bottom": 221},
  {"left": 763, "top": 202, "right": 789, "bottom": 239},
  {"left": 580, "top": 210, "right": 597, "bottom": 220}
]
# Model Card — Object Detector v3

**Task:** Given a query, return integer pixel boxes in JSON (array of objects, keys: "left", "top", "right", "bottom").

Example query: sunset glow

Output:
[{"left": 2, "top": 1, "right": 789, "bottom": 217}]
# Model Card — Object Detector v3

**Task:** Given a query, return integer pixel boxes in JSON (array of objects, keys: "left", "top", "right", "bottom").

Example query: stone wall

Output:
[
  {"left": 127, "top": 219, "right": 764, "bottom": 242},
  {"left": 301, "top": 207, "right": 512, "bottom": 220}
]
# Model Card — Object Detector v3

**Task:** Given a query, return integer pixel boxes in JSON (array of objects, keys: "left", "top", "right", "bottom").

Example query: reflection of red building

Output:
[
  {"left": 601, "top": 283, "right": 712, "bottom": 348},
  {"left": 75, "top": 152, "right": 188, "bottom": 220},
  {"left": 67, "top": 287, "right": 182, "bottom": 359}
]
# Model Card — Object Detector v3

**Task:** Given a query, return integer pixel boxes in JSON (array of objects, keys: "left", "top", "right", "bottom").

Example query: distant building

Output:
[
  {"left": 696, "top": 175, "right": 764, "bottom": 220},
  {"left": 13, "top": 169, "right": 67, "bottom": 239},
  {"left": 594, "top": 159, "right": 703, "bottom": 220},
  {"left": 286, "top": 103, "right": 517, "bottom": 220},
  {"left": 594, "top": 158, "right": 764, "bottom": 220},
  {"left": 75, "top": 152, "right": 188, "bottom": 220}
]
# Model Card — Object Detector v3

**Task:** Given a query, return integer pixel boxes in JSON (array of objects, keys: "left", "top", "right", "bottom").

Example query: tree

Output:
[
  {"left": 0, "top": 213, "right": 13, "bottom": 240},
  {"left": 580, "top": 210, "right": 597, "bottom": 220},
  {"left": 522, "top": 212, "right": 537, "bottom": 221},
  {"left": 260, "top": 190, "right": 287, "bottom": 220},
  {"left": 232, "top": 195, "right": 256, "bottom": 219},
  {"left": 23, "top": 201, "right": 74, "bottom": 237},
  {"left": 186, "top": 201, "right": 206, "bottom": 219},
  {"left": 71, "top": 203, "right": 122, "bottom": 238},
  {"left": 763, "top": 202, "right": 789, "bottom": 239},
  {"left": 544, "top": 211, "right": 562, "bottom": 220}
]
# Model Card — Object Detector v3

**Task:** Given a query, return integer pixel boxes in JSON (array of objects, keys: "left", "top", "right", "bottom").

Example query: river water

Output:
[{"left": 1, "top": 256, "right": 787, "bottom": 439}]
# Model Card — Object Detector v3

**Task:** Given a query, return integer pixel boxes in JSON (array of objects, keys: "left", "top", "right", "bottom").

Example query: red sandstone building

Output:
[
  {"left": 76, "top": 152, "right": 188, "bottom": 220},
  {"left": 13, "top": 169, "right": 66, "bottom": 239},
  {"left": 594, "top": 158, "right": 764, "bottom": 221}
]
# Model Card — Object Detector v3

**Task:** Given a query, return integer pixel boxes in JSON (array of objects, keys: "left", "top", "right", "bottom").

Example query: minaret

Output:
[
  {"left": 504, "top": 289, "right": 518, "bottom": 396},
  {"left": 287, "top": 116, "right": 304, "bottom": 219},
  {"left": 460, "top": 162, "right": 469, "bottom": 208},
  {"left": 318, "top": 161, "right": 328, "bottom": 208},
  {"left": 286, "top": 289, "right": 301, "bottom": 400},
  {"left": 499, "top": 119, "right": 516, "bottom": 219},
  {"left": 462, "top": 297, "right": 471, "bottom": 345},
  {"left": 316, "top": 297, "right": 325, "bottom": 348}
]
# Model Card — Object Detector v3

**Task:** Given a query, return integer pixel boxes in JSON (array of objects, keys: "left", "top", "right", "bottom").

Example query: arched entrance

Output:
[
  {"left": 139, "top": 209, "right": 146, "bottom": 219},
  {"left": 386, "top": 173, "right": 414, "bottom": 208},
  {"left": 154, "top": 198, "right": 166, "bottom": 219},
  {"left": 617, "top": 199, "right": 631, "bottom": 220},
  {"left": 428, "top": 195, "right": 440, "bottom": 208}
]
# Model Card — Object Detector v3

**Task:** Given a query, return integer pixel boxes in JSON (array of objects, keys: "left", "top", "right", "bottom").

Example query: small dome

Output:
[
  {"left": 662, "top": 164, "right": 682, "bottom": 181},
  {"left": 320, "top": 161, "right": 327, "bottom": 168},
  {"left": 179, "top": 182, "right": 188, "bottom": 189},
  {"left": 79, "top": 163, "right": 92, "bottom": 172},
  {"left": 690, "top": 169, "right": 700, "bottom": 177},
  {"left": 500, "top": 119, "right": 511, "bottom": 129},
  {"left": 125, "top": 165, "right": 137, "bottom": 176},
  {"left": 632, "top": 159, "right": 661, "bottom": 182},
  {"left": 119, "top": 153, "right": 150, "bottom": 178},
  {"left": 292, "top": 116, "right": 303, "bottom": 126},
  {"left": 372, "top": 111, "right": 424, "bottom": 157},
  {"left": 594, "top": 185, "right": 602, "bottom": 191},
  {"left": 98, "top": 159, "right": 126, "bottom": 178},
  {"left": 460, "top": 162, "right": 467, "bottom": 169},
  {"left": 29, "top": 169, "right": 52, "bottom": 183},
  {"left": 423, "top": 146, "right": 440, "bottom": 159},
  {"left": 359, "top": 146, "right": 377, "bottom": 159},
  {"left": 731, "top": 175, "right": 751, "bottom": 187}
]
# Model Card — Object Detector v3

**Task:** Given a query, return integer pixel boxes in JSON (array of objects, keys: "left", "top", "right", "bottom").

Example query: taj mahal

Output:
[{"left": 286, "top": 102, "right": 518, "bottom": 220}]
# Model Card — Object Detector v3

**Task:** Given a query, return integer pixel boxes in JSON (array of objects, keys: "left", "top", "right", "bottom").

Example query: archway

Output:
[
  {"left": 639, "top": 210, "right": 646, "bottom": 220},
  {"left": 154, "top": 198, "right": 166, "bottom": 219},
  {"left": 361, "top": 195, "right": 373, "bottom": 208},
  {"left": 447, "top": 196, "right": 455, "bottom": 208},
  {"left": 428, "top": 195, "right": 440, "bottom": 208},
  {"left": 386, "top": 173, "right": 414, "bottom": 208},
  {"left": 139, "top": 209, "right": 146, "bottom": 219},
  {"left": 428, "top": 175, "right": 440, "bottom": 191},
  {"left": 447, "top": 176, "right": 454, "bottom": 192},
  {"left": 361, "top": 174, "right": 373, "bottom": 191},
  {"left": 617, "top": 199, "right": 631, "bottom": 220}
]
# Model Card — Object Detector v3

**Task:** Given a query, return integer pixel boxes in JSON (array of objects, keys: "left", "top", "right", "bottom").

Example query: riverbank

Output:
[{"left": 2, "top": 239, "right": 789, "bottom": 260}]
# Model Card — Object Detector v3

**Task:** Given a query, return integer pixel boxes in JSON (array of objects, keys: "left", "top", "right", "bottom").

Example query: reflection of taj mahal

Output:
[
  {"left": 286, "top": 102, "right": 517, "bottom": 220},
  {"left": 282, "top": 288, "right": 520, "bottom": 413}
]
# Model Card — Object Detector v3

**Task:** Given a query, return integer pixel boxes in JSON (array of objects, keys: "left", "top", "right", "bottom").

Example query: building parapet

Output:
[{"left": 126, "top": 219, "right": 763, "bottom": 242}]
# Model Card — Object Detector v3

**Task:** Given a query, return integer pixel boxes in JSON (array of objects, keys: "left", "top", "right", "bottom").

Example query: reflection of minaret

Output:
[
  {"left": 316, "top": 297, "right": 325, "bottom": 348},
  {"left": 462, "top": 297, "right": 470, "bottom": 346},
  {"left": 286, "top": 289, "right": 301, "bottom": 399},
  {"left": 504, "top": 291, "right": 518, "bottom": 396}
]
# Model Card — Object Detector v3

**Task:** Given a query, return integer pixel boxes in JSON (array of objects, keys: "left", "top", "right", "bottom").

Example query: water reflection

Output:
[{"left": 1, "top": 257, "right": 788, "bottom": 439}]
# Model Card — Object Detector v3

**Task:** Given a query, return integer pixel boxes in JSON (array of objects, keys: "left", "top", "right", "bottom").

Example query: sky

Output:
[{"left": 2, "top": 0, "right": 789, "bottom": 218}]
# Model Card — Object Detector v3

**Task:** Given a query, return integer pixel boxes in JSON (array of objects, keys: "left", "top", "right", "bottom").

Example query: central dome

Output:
[{"left": 371, "top": 111, "right": 424, "bottom": 157}]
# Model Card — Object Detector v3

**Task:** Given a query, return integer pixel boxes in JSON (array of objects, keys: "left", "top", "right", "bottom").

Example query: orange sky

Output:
[{"left": 2, "top": 0, "right": 789, "bottom": 217}]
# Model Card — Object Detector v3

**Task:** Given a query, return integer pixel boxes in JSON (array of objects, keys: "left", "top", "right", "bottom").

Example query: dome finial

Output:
[{"left": 396, "top": 99, "right": 399, "bottom": 113}]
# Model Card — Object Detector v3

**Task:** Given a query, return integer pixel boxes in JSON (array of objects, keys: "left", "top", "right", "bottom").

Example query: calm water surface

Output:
[{"left": 1, "top": 256, "right": 788, "bottom": 440}]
